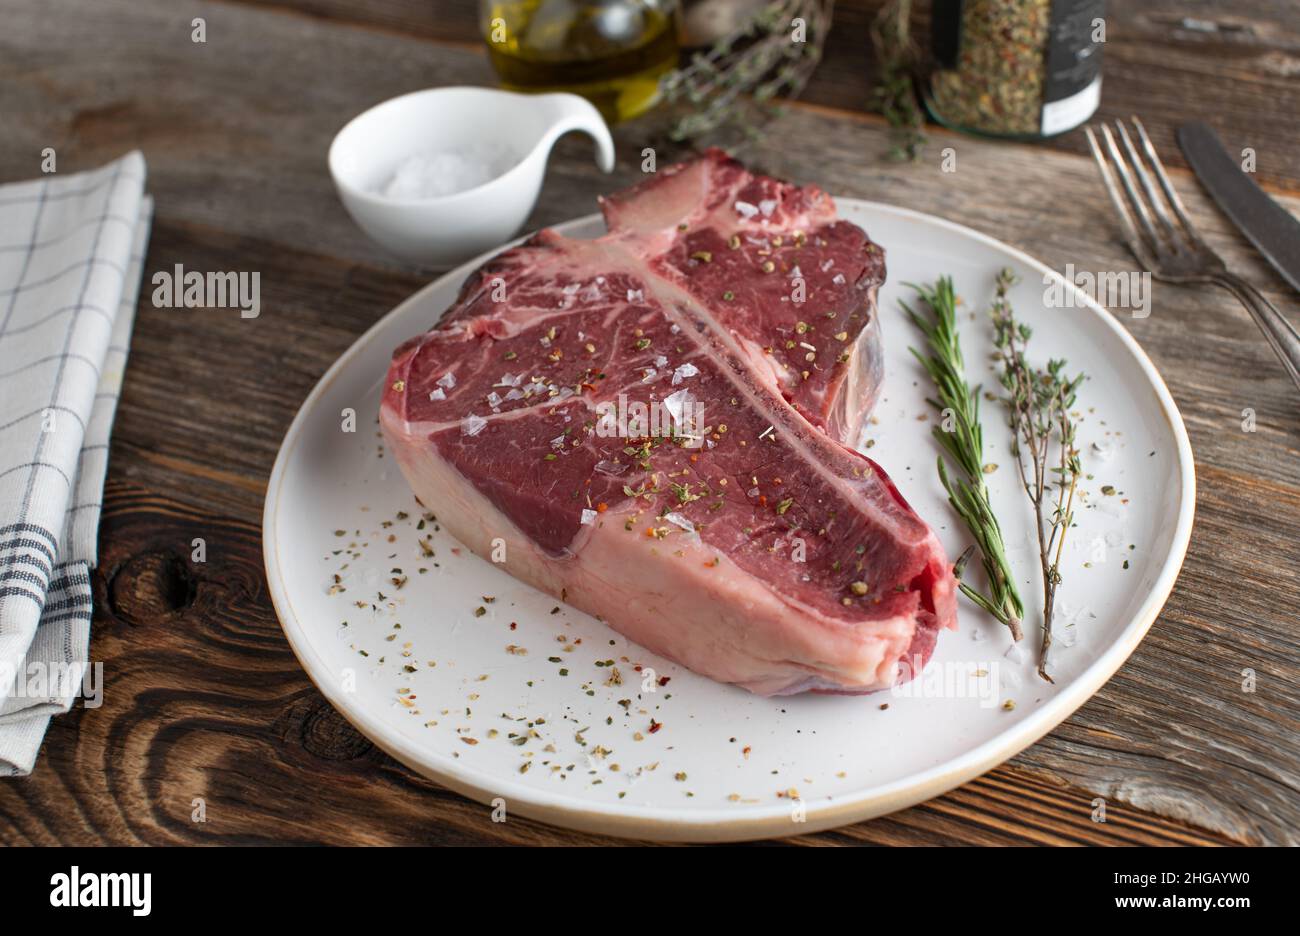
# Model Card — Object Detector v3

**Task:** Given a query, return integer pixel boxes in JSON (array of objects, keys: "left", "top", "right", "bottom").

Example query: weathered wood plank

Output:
[
  {"left": 223, "top": 0, "right": 1300, "bottom": 193},
  {"left": 1, "top": 0, "right": 1298, "bottom": 844},
  {"left": 46, "top": 213, "right": 1298, "bottom": 844},
  {"left": 8, "top": 0, "right": 1300, "bottom": 277}
]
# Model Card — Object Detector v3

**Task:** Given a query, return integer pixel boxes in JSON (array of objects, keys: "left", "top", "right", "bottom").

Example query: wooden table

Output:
[{"left": 2, "top": 0, "right": 1297, "bottom": 846}]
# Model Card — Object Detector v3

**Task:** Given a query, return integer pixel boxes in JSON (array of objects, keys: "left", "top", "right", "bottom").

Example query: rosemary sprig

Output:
[
  {"left": 990, "top": 268, "right": 1085, "bottom": 682},
  {"left": 660, "top": 0, "right": 834, "bottom": 144},
  {"left": 904, "top": 277, "right": 1024, "bottom": 641}
]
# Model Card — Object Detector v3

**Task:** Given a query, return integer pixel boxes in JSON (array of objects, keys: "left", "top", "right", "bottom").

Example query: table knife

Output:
[{"left": 1178, "top": 121, "right": 1300, "bottom": 297}]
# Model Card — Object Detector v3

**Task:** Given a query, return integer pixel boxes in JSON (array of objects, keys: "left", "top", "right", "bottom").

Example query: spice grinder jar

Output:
[{"left": 925, "top": 0, "right": 1105, "bottom": 140}]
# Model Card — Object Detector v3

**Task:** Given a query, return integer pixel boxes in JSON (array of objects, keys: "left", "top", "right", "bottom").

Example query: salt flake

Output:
[
  {"left": 664, "top": 512, "right": 695, "bottom": 533},
  {"left": 662, "top": 388, "right": 694, "bottom": 425},
  {"left": 672, "top": 362, "right": 700, "bottom": 385}
]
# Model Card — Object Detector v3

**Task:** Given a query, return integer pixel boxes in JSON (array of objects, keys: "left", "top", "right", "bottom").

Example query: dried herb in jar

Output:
[{"left": 926, "top": 0, "right": 1105, "bottom": 139}]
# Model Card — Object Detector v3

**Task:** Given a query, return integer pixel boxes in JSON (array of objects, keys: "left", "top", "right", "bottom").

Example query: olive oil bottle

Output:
[{"left": 482, "top": 1, "right": 681, "bottom": 123}]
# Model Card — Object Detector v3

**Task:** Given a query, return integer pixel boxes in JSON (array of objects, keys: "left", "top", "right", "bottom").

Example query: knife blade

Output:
[{"left": 1178, "top": 120, "right": 1300, "bottom": 297}]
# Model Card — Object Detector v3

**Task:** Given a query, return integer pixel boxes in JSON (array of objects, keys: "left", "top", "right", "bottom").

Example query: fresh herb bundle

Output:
[
  {"left": 990, "top": 268, "right": 1085, "bottom": 681},
  {"left": 904, "top": 277, "right": 1024, "bottom": 641},
  {"left": 659, "top": 0, "right": 834, "bottom": 144},
  {"left": 870, "top": 0, "right": 927, "bottom": 161}
]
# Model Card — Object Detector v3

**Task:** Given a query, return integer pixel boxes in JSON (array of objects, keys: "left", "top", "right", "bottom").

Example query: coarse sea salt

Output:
[
  {"left": 594, "top": 459, "right": 626, "bottom": 476},
  {"left": 672, "top": 362, "right": 699, "bottom": 385},
  {"left": 662, "top": 388, "right": 694, "bottom": 424},
  {"left": 664, "top": 512, "right": 695, "bottom": 533},
  {"left": 1091, "top": 439, "right": 1118, "bottom": 462},
  {"left": 378, "top": 142, "right": 520, "bottom": 200}
]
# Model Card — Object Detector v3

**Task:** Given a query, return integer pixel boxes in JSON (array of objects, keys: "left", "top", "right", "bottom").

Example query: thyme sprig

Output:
[
  {"left": 660, "top": 0, "right": 833, "bottom": 144},
  {"left": 904, "top": 277, "right": 1024, "bottom": 641},
  {"left": 870, "top": 0, "right": 926, "bottom": 161},
  {"left": 990, "top": 269, "right": 1085, "bottom": 682}
]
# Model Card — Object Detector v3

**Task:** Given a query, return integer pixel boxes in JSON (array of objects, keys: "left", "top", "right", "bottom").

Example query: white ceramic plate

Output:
[{"left": 263, "top": 201, "right": 1194, "bottom": 841}]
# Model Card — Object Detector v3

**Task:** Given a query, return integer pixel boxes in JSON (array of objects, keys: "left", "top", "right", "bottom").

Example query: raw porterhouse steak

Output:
[{"left": 381, "top": 150, "right": 957, "bottom": 695}]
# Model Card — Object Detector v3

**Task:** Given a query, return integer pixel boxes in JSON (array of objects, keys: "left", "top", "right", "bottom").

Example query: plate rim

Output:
[{"left": 262, "top": 199, "right": 1197, "bottom": 842}]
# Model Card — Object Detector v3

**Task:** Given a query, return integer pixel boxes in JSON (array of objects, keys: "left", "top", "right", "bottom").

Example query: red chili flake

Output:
[
  {"left": 596, "top": 502, "right": 608, "bottom": 513},
  {"left": 509, "top": 622, "right": 518, "bottom": 630},
  {"left": 648, "top": 719, "right": 663, "bottom": 734},
  {"left": 657, "top": 676, "right": 670, "bottom": 687}
]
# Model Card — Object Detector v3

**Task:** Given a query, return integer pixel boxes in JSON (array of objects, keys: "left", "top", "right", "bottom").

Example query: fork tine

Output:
[
  {"left": 1084, "top": 127, "right": 1152, "bottom": 266},
  {"left": 1115, "top": 121, "right": 1179, "bottom": 244},
  {"left": 1130, "top": 116, "right": 1206, "bottom": 245},
  {"left": 1098, "top": 123, "right": 1164, "bottom": 255},
  {"left": 1087, "top": 125, "right": 1158, "bottom": 267}
]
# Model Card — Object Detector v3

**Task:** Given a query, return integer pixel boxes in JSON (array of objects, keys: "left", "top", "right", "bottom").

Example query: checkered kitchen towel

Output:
[{"left": 0, "top": 151, "right": 152, "bottom": 775}]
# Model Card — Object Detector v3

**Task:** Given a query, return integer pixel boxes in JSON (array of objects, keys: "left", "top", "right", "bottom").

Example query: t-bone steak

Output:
[{"left": 381, "top": 150, "right": 957, "bottom": 695}]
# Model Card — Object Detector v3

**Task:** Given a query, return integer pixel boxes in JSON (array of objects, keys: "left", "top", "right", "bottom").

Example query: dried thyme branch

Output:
[
  {"left": 990, "top": 268, "right": 1085, "bottom": 681},
  {"left": 870, "top": 0, "right": 926, "bottom": 161},
  {"left": 904, "top": 277, "right": 1023, "bottom": 641},
  {"left": 660, "top": 0, "right": 834, "bottom": 143}
]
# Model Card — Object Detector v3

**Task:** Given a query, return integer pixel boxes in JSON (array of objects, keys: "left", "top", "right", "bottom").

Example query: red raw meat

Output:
[{"left": 381, "top": 150, "right": 956, "bottom": 695}]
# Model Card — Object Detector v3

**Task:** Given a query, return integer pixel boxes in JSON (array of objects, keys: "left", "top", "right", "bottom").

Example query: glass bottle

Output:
[{"left": 481, "top": 0, "right": 681, "bottom": 124}]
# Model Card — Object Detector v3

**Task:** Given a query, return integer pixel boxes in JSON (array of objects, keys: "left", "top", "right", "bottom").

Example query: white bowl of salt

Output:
[{"left": 329, "top": 87, "right": 615, "bottom": 267}]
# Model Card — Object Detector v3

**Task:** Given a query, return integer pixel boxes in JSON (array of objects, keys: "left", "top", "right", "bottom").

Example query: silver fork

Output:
[{"left": 1085, "top": 116, "right": 1300, "bottom": 391}]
